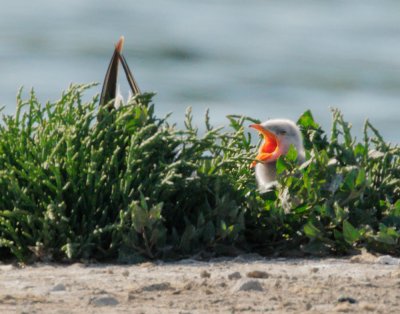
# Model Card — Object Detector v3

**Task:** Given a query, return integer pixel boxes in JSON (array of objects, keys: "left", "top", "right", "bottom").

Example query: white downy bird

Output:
[{"left": 250, "top": 119, "right": 305, "bottom": 192}]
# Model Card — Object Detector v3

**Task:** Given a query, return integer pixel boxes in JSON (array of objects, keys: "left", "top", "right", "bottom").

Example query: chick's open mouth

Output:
[{"left": 250, "top": 124, "right": 279, "bottom": 167}]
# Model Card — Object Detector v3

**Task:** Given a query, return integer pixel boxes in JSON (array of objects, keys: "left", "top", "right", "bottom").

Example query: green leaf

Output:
[
  {"left": 334, "top": 203, "right": 348, "bottom": 224},
  {"left": 286, "top": 144, "right": 298, "bottom": 162},
  {"left": 343, "top": 168, "right": 357, "bottom": 190},
  {"left": 354, "top": 143, "right": 366, "bottom": 157},
  {"left": 342, "top": 220, "right": 360, "bottom": 244},
  {"left": 302, "top": 239, "right": 330, "bottom": 255},
  {"left": 220, "top": 220, "right": 227, "bottom": 231},
  {"left": 130, "top": 202, "right": 148, "bottom": 232},
  {"left": 376, "top": 224, "right": 399, "bottom": 245},
  {"left": 149, "top": 203, "right": 163, "bottom": 222},
  {"left": 297, "top": 110, "right": 318, "bottom": 129},
  {"left": 333, "top": 229, "right": 344, "bottom": 241},
  {"left": 303, "top": 221, "right": 321, "bottom": 239},
  {"left": 276, "top": 157, "right": 288, "bottom": 175},
  {"left": 355, "top": 168, "right": 366, "bottom": 187},
  {"left": 393, "top": 200, "right": 400, "bottom": 216}
]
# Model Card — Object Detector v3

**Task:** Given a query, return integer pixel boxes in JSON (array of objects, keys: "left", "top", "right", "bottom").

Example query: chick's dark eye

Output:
[{"left": 279, "top": 130, "right": 287, "bottom": 135}]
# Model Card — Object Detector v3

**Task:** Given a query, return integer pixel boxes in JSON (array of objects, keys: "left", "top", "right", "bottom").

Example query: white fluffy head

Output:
[{"left": 260, "top": 119, "right": 305, "bottom": 162}]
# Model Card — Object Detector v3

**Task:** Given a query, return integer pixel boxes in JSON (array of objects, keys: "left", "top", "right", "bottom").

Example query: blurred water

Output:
[{"left": 1, "top": 0, "right": 399, "bottom": 142}]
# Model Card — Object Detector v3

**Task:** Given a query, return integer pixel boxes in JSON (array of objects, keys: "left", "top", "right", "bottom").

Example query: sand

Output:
[{"left": 1, "top": 251, "right": 399, "bottom": 313}]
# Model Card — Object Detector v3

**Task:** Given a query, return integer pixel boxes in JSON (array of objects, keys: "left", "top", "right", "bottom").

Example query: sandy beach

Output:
[{"left": 1, "top": 252, "right": 399, "bottom": 313}]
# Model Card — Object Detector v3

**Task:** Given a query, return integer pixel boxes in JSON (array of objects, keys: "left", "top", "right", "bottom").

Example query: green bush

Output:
[{"left": 0, "top": 84, "right": 399, "bottom": 262}]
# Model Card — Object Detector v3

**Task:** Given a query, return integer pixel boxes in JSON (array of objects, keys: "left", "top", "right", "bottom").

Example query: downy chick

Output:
[{"left": 250, "top": 119, "right": 305, "bottom": 191}]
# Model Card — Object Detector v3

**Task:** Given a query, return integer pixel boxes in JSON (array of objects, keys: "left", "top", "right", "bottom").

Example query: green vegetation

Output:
[{"left": 0, "top": 84, "right": 399, "bottom": 262}]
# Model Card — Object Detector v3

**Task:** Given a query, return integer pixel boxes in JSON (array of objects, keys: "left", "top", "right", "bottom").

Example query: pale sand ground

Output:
[{"left": 0, "top": 251, "right": 399, "bottom": 313}]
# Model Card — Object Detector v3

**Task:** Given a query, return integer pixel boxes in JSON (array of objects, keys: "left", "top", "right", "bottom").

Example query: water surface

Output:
[{"left": 1, "top": 0, "right": 399, "bottom": 142}]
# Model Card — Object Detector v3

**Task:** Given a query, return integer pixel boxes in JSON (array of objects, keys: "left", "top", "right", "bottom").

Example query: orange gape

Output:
[{"left": 250, "top": 124, "right": 281, "bottom": 167}]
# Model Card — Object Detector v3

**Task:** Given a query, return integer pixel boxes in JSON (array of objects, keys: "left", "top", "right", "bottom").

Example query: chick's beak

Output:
[{"left": 250, "top": 124, "right": 280, "bottom": 167}]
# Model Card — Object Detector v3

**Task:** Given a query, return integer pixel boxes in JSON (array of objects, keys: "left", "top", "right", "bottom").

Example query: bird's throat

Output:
[{"left": 255, "top": 161, "right": 277, "bottom": 189}]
